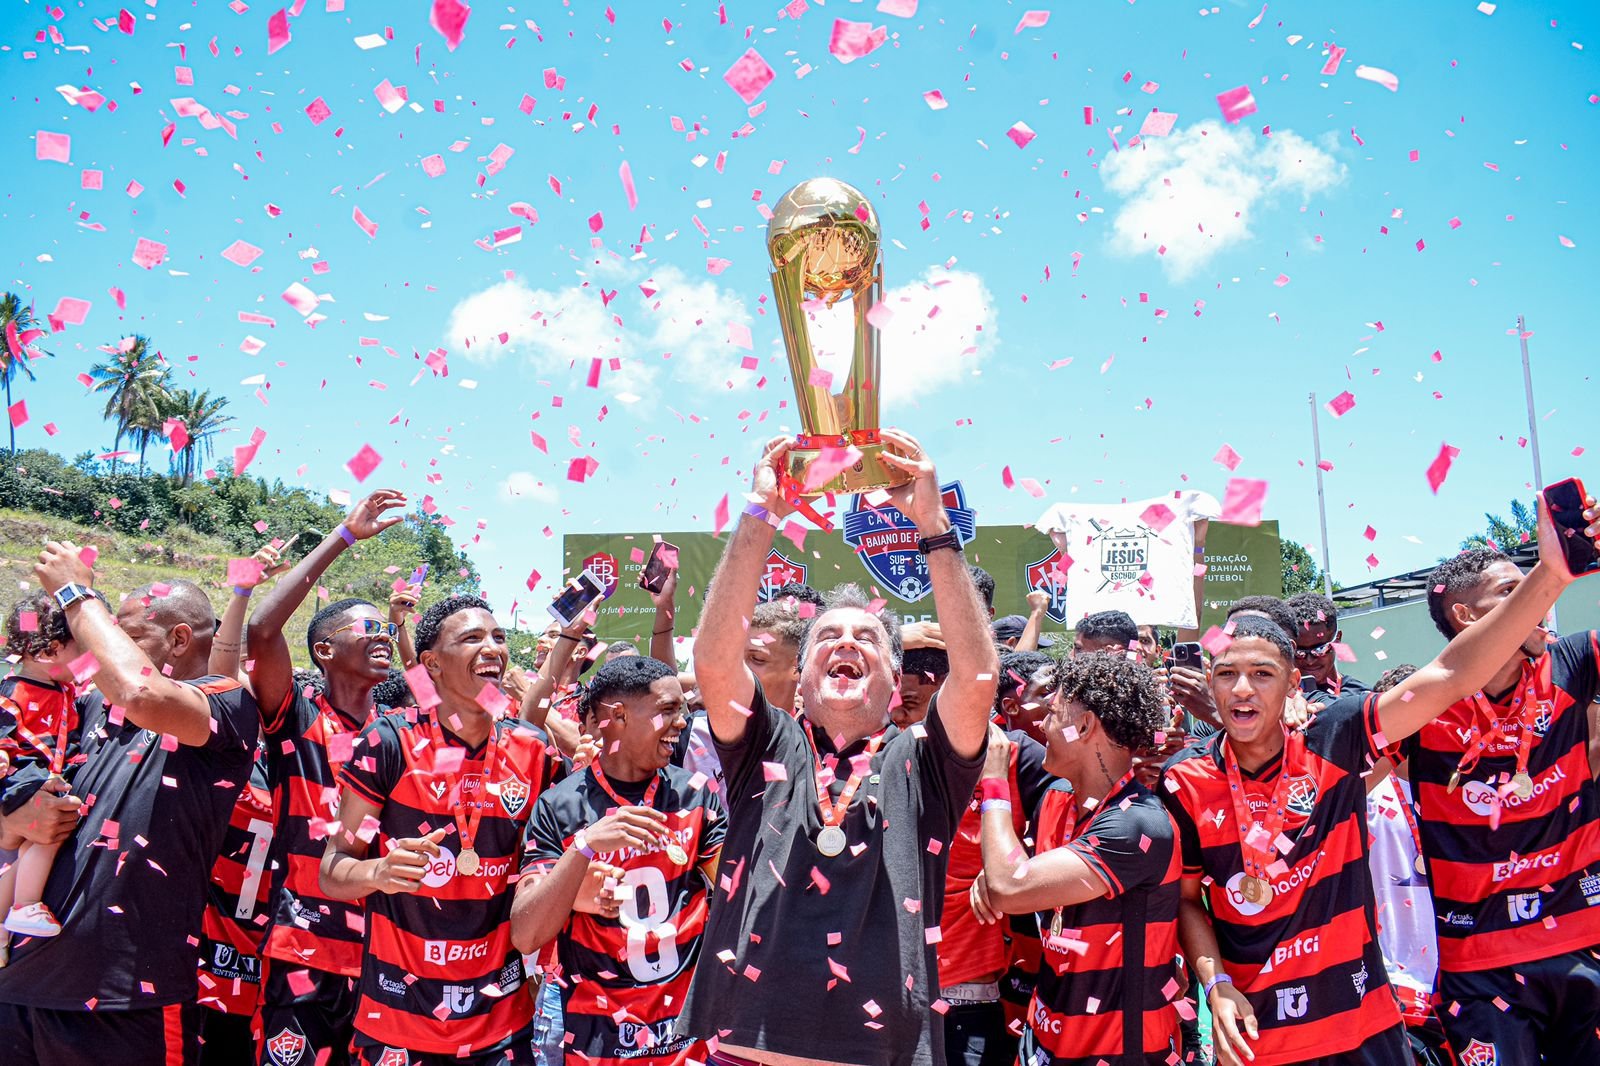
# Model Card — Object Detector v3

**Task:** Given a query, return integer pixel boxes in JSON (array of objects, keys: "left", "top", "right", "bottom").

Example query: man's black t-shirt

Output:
[
  {"left": 675, "top": 683, "right": 984, "bottom": 1066},
  {"left": 0, "top": 679, "right": 257, "bottom": 1010}
]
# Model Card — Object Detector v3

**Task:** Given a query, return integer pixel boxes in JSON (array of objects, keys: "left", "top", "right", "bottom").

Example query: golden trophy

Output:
[{"left": 767, "top": 178, "right": 911, "bottom": 497}]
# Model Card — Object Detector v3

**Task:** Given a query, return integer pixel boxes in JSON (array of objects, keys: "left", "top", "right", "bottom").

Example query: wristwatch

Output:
[
  {"left": 52, "top": 583, "right": 94, "bottom": 610},
  {"left": 916, "top": 529, "right": 963, "bottom": 556}
]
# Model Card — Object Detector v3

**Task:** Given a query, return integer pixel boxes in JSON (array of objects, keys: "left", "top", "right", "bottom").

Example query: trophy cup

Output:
[{"left": 767, "top": 178, "right": 911, "bottom": 497}]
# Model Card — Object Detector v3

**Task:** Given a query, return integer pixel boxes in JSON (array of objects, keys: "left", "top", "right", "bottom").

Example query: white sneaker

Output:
[{"left": 4, "top": 903, "right": 62, "bottom": 937}]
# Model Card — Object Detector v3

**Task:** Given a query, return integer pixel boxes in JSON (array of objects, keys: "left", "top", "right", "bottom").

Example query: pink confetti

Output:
[
  {"left": 35, "top": 130, "right": 71, "bottom": 164},
  {"left": 266, "top": 9, "right": 291, "bottom": 54},
  {"left": 51, "top": 297, "right": 91, "bottom": 326},
  {"left": 118, "top": 8, "right": 135, "bottom": 34},
  {"left": 8, "top": 401, "right": 28, "bottom": 429},
  {"left": 1425, "top": 443, "right": 1459, "bottom": 494},
  {"left": 1325, "top": 391, "right": 1356, "bottom": 417},
  {"left": 829, "top": 19, "right": 888, "bottom": 64},
  {"left": 923, "top": 90, "right": 948, "bottom": 110},
  {"left": 132, "top": 238, "right": 167, "bottom": 270},
  {"left": 430, "top": 0, "right": 471, "bottom": 51},
  {"left": 728, "top": 322, "right": 753, "bottom": 350},
  {"left": 1213, "top": 443, "right": 1242, "bottom": 471},
  {"left": 1014, "top": 10, "right": 1050, "bottom": 33},
  {"left": 345, "top": 444, "right": 383, "bottom": 482},
  {"left": 305, "top": 97, "right": 332, "bottom": 125},
  {"left": 1220, "top": 478, "right": 1269, "bottom": 526},
  {"left": 712, "top": 494, "right": 730, "bottom": 536},
  {"left": 723, "top": 48, "right": 775, "bottom": 104},
  {"left": 1138, "top": 111, "right": 1177, "bottom": 137},
  {"left": 878, "top": 0, "right": 917, "bottom": 15},
  {"left": 1355, "top": 65, "right": 1400, "bottom": 92},
  {"left": 352, "top": 206, "right": 378, "bottom": 238},
  {"left": 1140, "top": 502, "right": 1177, "bottom": 533},
  {"left": 1006, "top": 121, "right": 1037, "bottom": 149},
  {"left": 1322, "top": 45, "right": 1347, "bottom": 76},
  {"left": 374, "top": 79, "right": 406, "bottom": 114},
  {"left": 1216, "top": 86, "right": 1258, "bottom": 124},
  {"left": 619, "top": 160, "right": 638, "bottom": 210},
  {"left": 221, "top": 240, "right": 262, "bottom": 268},
  {"left": 1273, "top": 273, "right": 1291, "bottom": 287}
]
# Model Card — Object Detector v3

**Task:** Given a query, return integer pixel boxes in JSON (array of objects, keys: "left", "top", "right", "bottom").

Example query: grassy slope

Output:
[{"left": 0, "top": 507, "right": 322, "bottom": 662}]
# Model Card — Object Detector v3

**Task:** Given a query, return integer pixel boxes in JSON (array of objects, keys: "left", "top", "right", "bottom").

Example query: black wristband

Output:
[{"left": 917, "top": 529, "right": 963, "bottom": 555}]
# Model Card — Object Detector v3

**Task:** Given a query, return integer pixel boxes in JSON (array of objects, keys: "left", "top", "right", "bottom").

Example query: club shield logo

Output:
[
  {"left": 1284, "top": 774, "right": 1320, "bottom": 819},
  {"left": 1025, "top": 548, "right": 1069, "bottom": 624},
  {"left": 266, "top": 1028, "right": 307, "bottom": 1066},
  {"left": 1458, "top": 1039, "right": 1498, "bottom": 1066},
  {"left": 757, "top": 548, "right": 809, "bottom": 603},
  {"left": 842, "top": 482, "right": 976, "bottom": 604},
  {"left": 498, "top": 776, "right": 529, "bottom": 818}
]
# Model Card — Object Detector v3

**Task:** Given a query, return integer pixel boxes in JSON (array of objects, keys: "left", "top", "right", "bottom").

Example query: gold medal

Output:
[
  {"left": 1446, "top": 770, "right": 1461, "bottom": 794},
  {"left": 1511, "top": 771, "right": 1534, "bottom": 800},
  {"left": 457, "top": 847, "right": 481, "bottom": 876},
  {"left": 665, "top": 842, "right": 689, "bottom": 866},
  {"left": 1048, "top": 909, "right": 1063, "bottom": 939}
]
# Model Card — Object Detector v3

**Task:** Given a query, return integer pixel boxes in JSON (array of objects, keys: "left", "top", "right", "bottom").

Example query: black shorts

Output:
[
  {"left": 1434, "top": 947, "right": 1600, "bottom": 1065},
  {"left": 1291, "top": 1025, "right": 1413, "bottom": 1066},
  {"left": 352, "top": 1021, "right": 538, "bottom": 1066},
  {"left": 258, "top": 959, "right": 358, "bottom": 1066},
  {"left": 943, "top": 1000, "right": 1017, "bottom": 1066},
  {"left": 200, "top": 1008, "right": 258, "bottom": 1066},
  {"left": 0, "top": 1000, "right": 203, "bottom": 1066}
]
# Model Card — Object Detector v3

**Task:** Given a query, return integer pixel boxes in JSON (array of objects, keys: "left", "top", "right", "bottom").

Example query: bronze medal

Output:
[
  {"left": 1241, "top": 874, "right": 1274, "bottom": 906},
  {"left": 457, "top": 847, "right": 481, "bottom": 876}
]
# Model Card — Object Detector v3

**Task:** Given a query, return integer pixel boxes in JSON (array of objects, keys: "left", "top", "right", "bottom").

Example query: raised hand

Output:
[{"left": 342, "top": 489, "right": 409, "bottom": 541}]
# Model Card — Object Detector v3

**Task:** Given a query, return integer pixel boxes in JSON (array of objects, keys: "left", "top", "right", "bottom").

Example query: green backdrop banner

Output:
[{"left": 558, "top": 511, "right": 1280, "bottom": 645}]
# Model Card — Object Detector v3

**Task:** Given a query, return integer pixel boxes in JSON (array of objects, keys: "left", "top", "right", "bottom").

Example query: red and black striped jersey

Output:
[
  {"left": 1021, "top": 778, "right": 1182, "bottom": 1066},
  {"left": 1400, "top": 632, "right": 1600, "bottom": 973},
  {"left": 940, "top": 732, "right": 1053, "bottom": 988},
  {"left": 198, "top": 751, "right": 273, "bottom": 1016},
  {"left": 340, "top": 711, "right": 551, "bottom": 1055},
  {"left": 1159, "top": 694, "right": 1403, "bottom": 1065},
  {"left": 522, "top": 764, "right": 726, "bottom": 1065},
  {"left": 260, "top": 688, "right": 372, "bottom": 978},
  {"left": 0, "top": 675, "right": 80, "bottom": 771}
]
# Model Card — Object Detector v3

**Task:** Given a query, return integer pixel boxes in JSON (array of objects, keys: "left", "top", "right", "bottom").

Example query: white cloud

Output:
[
  {"left": 498, "top": 471, "right": 560, "bottom": 507},
  {"left": 1101, "top": 123, "right": 1344, "bottom": 279}
]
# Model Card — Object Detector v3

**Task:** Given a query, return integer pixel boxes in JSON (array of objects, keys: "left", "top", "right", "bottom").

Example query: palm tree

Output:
[
  {"left": 0, "top": 293, "right": 50, "bottom": 455},
  {"left": 161, "top": 387, "right": 234, "bottom": 485},
  {"left": 88, "top": 335, "right": 171, "bottom": 472}
]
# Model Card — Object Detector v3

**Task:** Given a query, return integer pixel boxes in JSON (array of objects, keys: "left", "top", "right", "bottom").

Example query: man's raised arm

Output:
[
  {"left": 1378, "top": 493, "right": 1596, "bottom": 746},
  {"left": 695, "top": 437, "right": 797, "bottom": 746},
  {"left": 880, "top": 428, "right": 998, "bottom": 759},
  {"left": 246, "top": 489, "right": 406, "bottom": 715}
]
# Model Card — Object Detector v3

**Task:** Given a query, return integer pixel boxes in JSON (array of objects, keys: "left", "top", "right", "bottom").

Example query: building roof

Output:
[{"left": 1332, "top": 542, "right": 1542, "bottom": 613}]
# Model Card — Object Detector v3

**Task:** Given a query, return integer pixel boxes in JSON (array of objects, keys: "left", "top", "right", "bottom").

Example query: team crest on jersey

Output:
[
  {"left": 1024, "top": 547, "right": 1069, "bottom": 624},
  {"left": 757, "top": 548, "right": 809, "bottom": 603},
  {"left": 266, "top": 1027, "right": 307, "bottom": 1066},
  {"left": 1284, "top": 774, "right": 1319, "bottom": 818},
  {"left": 498, "top": 777, "right": 529, "bottom": 817},
  {"left": 375, "top": 1049, "right": 409, "bottom": 1066},
  {"left": 1458, "top": 1039, "right": 1498, "bottom": 1066},
  {"left": 842, "top": 482, "right": 976, "bottom": 604},
  {"left": 1530, "top": 701, "right": 1554, "bottom": 736}
]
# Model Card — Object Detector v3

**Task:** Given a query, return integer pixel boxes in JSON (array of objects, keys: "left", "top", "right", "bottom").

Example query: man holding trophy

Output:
[{"left": 675, "top": 179, "right": 998, "bottom": 1066}]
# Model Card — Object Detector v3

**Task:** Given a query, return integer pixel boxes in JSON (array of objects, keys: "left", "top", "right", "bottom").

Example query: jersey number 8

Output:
[{"left": 618, "top": 866, "right": 680, "bottom": 983}]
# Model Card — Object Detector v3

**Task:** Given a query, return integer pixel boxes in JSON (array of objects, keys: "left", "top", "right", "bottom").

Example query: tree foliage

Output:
[
  {"left": 1281, "top": 537, "right": 1334, "bottom": 596},
  {"left": 1460, "top": 498, "right": 1537, "bottom": 553}
]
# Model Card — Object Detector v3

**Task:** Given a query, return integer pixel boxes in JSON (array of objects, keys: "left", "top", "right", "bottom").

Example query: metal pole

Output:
[
  {"left": 1519, "top": 315, "right": 1557, "bottom": 631},
  {"left": 1309, "top": 392, "right": 1335, "bottom": 597}
]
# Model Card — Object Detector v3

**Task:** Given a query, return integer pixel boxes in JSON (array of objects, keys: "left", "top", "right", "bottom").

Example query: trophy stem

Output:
[
  {"left": 845, "top": 272, "right": 883, "bottom": 431},
  {"left": 769, "top": 258, "right": 839, "bottom": 436}
]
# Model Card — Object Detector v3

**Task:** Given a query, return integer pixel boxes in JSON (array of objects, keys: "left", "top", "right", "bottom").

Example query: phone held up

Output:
[
  {"left": 549, "top": 568, "right": 606, "bottom": 627},
  {"left": 1170, "top": 641, "right": 1204, "bottom": 671},
  {"left": 1543, "top": 478, "right": 1599, "bottom": 576},
  {"left": 638, "top": 540, "right": 679, "bottom": 594}
]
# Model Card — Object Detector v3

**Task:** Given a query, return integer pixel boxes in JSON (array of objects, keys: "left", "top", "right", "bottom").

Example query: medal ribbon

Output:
[
  {"left": 1047, "top": 768, "right": 1137, "bottom": 937},
  {"left": 1223, "top": 728, "right": 1308, "bottom": 887},
  {"left": 444, "top": 719, "right": 503, "bottom": 857},
  {"left": 1456, "top": 655, "right": 1550, "bottom": 784},
  {"left": 590, "top": 761, "right": 661, "bottom": 811},
  {"left": 803, "top": 719, "right": 886, "bottom": 829}
]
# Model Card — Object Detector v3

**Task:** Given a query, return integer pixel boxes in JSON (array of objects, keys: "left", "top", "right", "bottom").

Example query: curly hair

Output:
[
  {"left": 1287, "top": 592, "right": 1339, "bottom": 637},
  {"left": 578, "top": 655, "right": 676, "bottom": 724},
  {"left": 1225, "top": 614, "right": 1296, "bottom": 666},
  {"left": 1048, "top": 652, "right": 1167, "bottom": 752},
  {"left": 372, "top": 667, "right": 416, "bottom": 710},
  {"left": 1225, "top": 595, "right": 1297, "bottom": 643},
  {"left": 967, "top": 565, "right": 996, "bottom": 612},
  {"left": 414, "top": 594, "right": 493, "bottom": 657},
  {"left": 1426, "top": 548, "right": 1512, "bottom": 641},
  {"left": 5, "top": 589, "right": 73, "bottom": 659},
  {"left": 1075, "top": 609, "right": 1138, "bottom": 648},
  {"left": 306, "top": 597, "right": 375, "bottom": 667},
  {"left": 1374, "top": 663, "right": 1418, "bottom": 693},
  {"left": 994, "top": 650, "right": 1054, "bottom": 712},
  {"left": 773, "top": 581, "right": 825, "bottom": 608}
]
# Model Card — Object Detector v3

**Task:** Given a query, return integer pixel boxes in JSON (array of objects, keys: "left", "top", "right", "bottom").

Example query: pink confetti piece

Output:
[
  {"left": 829, "top": 19, "right": 887, "bottom": 64},
  {"left": 8, "top": 401, "right": 27, "bottom": 429},
  {"left": 1322, "top": 45, "right": 1347, "bottom": 76},
  {"left": 35, "top": 130, "right": 70, "bottom": 164},
  {"left": 1325, "top": 391, "right": 1356, "bottom": 417},
  {"left": 878, "top": 0, "right": 917, "bottom": 14},
  {"left": 51, "top": 296, "right": 91, "bottom": 326},
  {"left": 421, "top": 154, "right": 446, "bottom": 178},
  {"left": 305, "top": 97, "right": 332, "bottom": 125},
  {"left": 117, "top": 8, "right": 135, "bottom": 33},
  {"left": 266, "top": 8, "right": 291, "bottom": 54},
  {"left": 1006, "top": 121, "right": 1037, "bottom": 149},
  {"left": 728, "top": 322, "right": 753, "bottom": 349},
  {"left": 430, "top": 0, "right": 470, "bottom": 51},
  {"left": 132, "top": 237, "right": 167, "bottom": 270},
  {"left": 1014, "top": 10, "right": 1049, "bottom": 33},
  {"left": 1425, "top": 443, "right": 1459, "bottom": 494},
  {"left": 1139, "top": 502, "right": 1177, "bottom": 533},
  {"left": 374, "top": 79, "right": 406, "bottom": 114},
  {"left": 712, "top": 494, "right": 731, "bottom": 536},
  {"left": 588, "top": 212, "right": 604, "bottom": 233},
  {"left": 723, "top": 48, "right": 775, "bottom": 104},
  {"left": 1138, "top": 110, "right": 1177, "bottom": 137},
  {"left": 618, "top": 160, "right": 638, "bottom": 210},
  {"left": 1213, "top": 443, "right": 1242, "bottom": 471},
  {"left": 1216, "top": 85, "right": 1258, "bottom": 124},
  {"left": 1273, "top": 273, "right": 1291, "bottom": 287},
  {"left": 281, "top": 281, "right": 319, "bottom": 316},
  {"left": 1220, "top": 478, "right": 1269, "bottom": 526},
  {"left": 922, "top": 90, "right": 948, "bottom": 110},
  {"left": 1355, "top": 65, "right": 1400, "bottom": 92},
  {"left": 81, "top": 170, "right": 103, "bottom": 190},
  {"left": 226, "top": 556, "right": 265, "bottom": 586},
  {"left": 345, "top": 444, "right": 383, "bottom": 482},
  {"left": 1559, "top": 235, "right": 1577, "bottom": 249},
  {"left": 221, "top": 239, "right": 262, "bottom": 267},
  {"left": 352, "top": 206, "right": 378, "bottom": 238}
]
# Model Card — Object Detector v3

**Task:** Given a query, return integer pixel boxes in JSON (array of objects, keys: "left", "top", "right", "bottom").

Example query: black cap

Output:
[{"left": 992, "top": 614, "right": 1054, "bottom": 647}]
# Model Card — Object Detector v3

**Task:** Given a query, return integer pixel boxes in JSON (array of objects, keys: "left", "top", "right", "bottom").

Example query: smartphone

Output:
[
  {"left": 407, "top": 562, "right": 430, "bottom": 586},
  {"left": 1544, "top": 478, "right": 1598, "bottom": 576},
  {"left": 639, "top": 540, "right": 679, "bottom": 594},
  {"left": 1172, "top": 642, "right": 1204, "bottom": 670},
  {"left": 548, "top": 568, "right": 606, "bottom": 627}
]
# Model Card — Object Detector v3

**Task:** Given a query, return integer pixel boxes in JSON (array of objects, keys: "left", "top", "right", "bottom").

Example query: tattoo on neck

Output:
[{"left": 1095, "top": 749, "right": 1113, "bottom": 788}]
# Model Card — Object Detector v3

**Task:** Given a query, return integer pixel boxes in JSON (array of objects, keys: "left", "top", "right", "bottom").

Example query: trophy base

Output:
[{"left": 787, "top": 440, "right": 913, "bottom": 498}]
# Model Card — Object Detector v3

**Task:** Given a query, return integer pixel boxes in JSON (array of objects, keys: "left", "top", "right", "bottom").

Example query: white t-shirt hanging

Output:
[{"left": 1032, "top": 491, "right": 1220, "bottom": 629}]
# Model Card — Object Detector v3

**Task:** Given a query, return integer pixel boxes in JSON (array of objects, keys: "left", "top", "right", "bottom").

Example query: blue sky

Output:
[{"left": 3, "top": 0, "right": 1596, "bottom": 620}]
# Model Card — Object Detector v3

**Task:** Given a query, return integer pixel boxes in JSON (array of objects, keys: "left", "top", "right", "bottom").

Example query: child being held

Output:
[{"left": 0, "top": 588, "right": 95, "bottom": 962}]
